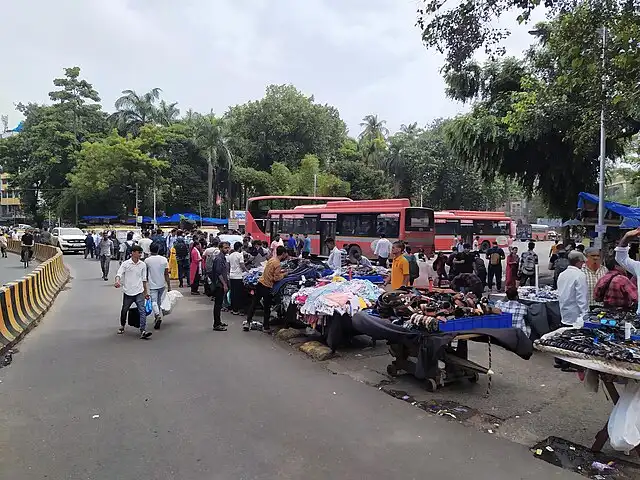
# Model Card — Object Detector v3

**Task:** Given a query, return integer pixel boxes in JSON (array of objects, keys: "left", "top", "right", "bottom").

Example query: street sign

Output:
[
  {"left": 228, "top": 219, "right": 239, "bottom": 230},
  {"left": 136, "top": 215, "right": 143, "bottom": 223},
  {"left": 595, "top": 225, "right": 607, "bottom": 233}
]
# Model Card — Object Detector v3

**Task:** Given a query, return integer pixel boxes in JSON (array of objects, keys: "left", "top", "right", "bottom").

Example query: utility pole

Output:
[
  {"left": 420, "top": 185, "right": 424, "bottom": 208},
  {"left": 313, "top": 174, "right": 317, "bottom": 196},
  {"left": 75, "top": 194, "right": 78, "bottom": 225},
  {"left": 596, "top": 26, "right": 607, "bottom": 250},
  {"left": 135, "top": 182, "right": 139, "bottom": 228},
  {"left": 152, "top": 177, "right": 157, "bottom": 226}
]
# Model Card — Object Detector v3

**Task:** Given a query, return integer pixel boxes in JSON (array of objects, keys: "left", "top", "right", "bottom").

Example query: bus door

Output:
[
  {"left": 319, "top": 214, "right": 337, "bottom": 256},
  {"left": 459, "top": 219, "right": 474, "bottom": 246},
  {"left": 268, "top": 215, "right": 281, "bottom": 244}
]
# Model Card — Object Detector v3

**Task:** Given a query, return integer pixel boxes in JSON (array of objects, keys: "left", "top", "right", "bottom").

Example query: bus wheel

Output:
[
  {"left": 347, "top": 244, "right": 361, "bottom": 258},
  {"left": 480, "top": 241, "right": 490, "bottom": 252}
]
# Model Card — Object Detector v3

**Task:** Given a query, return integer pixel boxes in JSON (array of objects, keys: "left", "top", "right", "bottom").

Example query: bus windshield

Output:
[{"left": 404, "top": 208, "right": 434, "bottom": 232}]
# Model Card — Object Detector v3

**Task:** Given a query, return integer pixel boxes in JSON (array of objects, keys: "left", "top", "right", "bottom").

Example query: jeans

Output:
[
  {"left": 177, "top": 258, "right": 190, "bottom": 286},
  {"left": 120, "top": 293, "right": 147, "bottom": 331},
  {"left": 378, "top": 256, "right": 388, "bottom": 268},
  {"left": 85, "top": 246, "right": 94, "bottom": 259},
  {"left": 246, "top": 282, "right": 273, "bottom": 329},
  {"left": 212, "top": 286, "right": 225, "bottom": 327},
  {"left": 487, "top": 266, "right": 502, "bottom": 290},
  {"left": 100, "top": 255, "right": 111, "bottom": 279},
  {"left": 521, "top": 273, "right": 535, "bottom": 286},
  {"left": 149, "top": 287, "right": 165, "bottom": 317},
  {"left": 230, "top": 278, "right": 244, "bottom": 312},
  {"left": 191, "top": 272, "right": 201, "bottom": 293}
]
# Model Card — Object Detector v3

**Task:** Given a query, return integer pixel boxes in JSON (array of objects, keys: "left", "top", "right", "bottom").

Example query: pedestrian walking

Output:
[
  {"left": 373, "top": 234, "right": 392, "bottom": 267},
  {"left": 190, "top": 242, "right": 203, "bottom": 295},
  {"left": 210, "top": 241, "right": 230, "bottom": 331},
  {"left": 228, "top": 241, "right": 248, "bottom": 315},
  {"left": 84, "top": 231, "right": 95, "bottom": 259},
  {"left": 98, "top": 231, "right": 114, "bottom": 281},
  {"left": 138, "top": 231, "right": 153, "bottom": 259},
  {"left": 174, "top": 231, "right": 190, "bottom": 288},
  {"left": 519, "top": 242, "right": 538, "bottom": 286},
  {"left": 114, "top": 245, "right": 152, "bottom": 339},
  {"left": 145, "top": 243, "right": 171, "bottom": 330},
  {"left": 0, "top": 233, "right": 7, "bottom": 258}
]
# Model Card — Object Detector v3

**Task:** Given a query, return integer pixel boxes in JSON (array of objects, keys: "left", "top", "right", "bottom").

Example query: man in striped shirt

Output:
[{"left": 582, "top": 247, "right": 607, "bottom": 306}]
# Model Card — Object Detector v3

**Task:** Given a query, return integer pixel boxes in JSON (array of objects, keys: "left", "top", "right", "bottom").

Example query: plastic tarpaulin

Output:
[
  {"left": 578, "top": 192, "right": 640, "bottom": 224},
  {"left": 81, "top": 215, "right": 119, "bottom": 220}
]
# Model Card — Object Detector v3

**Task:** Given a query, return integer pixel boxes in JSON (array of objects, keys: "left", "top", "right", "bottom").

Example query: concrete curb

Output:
[{"left": 0, "top": 241, "right": 70, "bottom": 355}]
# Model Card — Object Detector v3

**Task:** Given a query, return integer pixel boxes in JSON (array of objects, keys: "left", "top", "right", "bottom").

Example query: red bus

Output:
[
  {"left": 434, "top": 210, "right": 515, "bottom": 252},
  {"left": 246, "top": 196, "right": 435, "bottom": 257}
]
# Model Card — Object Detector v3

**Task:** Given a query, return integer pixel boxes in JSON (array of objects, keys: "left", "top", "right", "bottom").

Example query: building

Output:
[{"left": 0, "top": 173, "right": 23, "bottom": 221}]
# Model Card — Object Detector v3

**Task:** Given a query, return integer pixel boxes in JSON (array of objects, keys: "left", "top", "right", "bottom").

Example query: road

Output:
[
  {"left": 0, "top": 251, "right": 38, "bottom": 286},
  {"left": 0, "top": 255, "right": 579, "bottom": 479}
]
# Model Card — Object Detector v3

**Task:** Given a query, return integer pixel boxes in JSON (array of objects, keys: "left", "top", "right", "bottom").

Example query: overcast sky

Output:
[{"left": 0, "top": 0, "right": 542, "bottom": 135}]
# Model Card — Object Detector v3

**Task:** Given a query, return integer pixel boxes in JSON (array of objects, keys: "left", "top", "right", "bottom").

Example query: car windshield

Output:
[{"left": 60, "top": 228, "right": 84, "bottom": 236}]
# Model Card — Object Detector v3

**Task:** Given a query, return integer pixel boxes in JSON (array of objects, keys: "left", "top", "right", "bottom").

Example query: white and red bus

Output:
[
  {"left": 245, "top": 196, "right": 435, "bottom": 257},
  {"left": 434, "top": 210, "right": 515, "bottom": 252}
]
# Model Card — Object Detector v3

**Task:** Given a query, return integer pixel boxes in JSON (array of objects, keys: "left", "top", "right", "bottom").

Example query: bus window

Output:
[
  {"left": 377, "top": 214, "right": 400, "bottom": 238},
  {"left": 435, "top": 220, "right": 459, "bottom": 235},
  {"left": 474, "top": 220, "right": 509, "bottom": 235},
  {"left": 282, "top": 216, "right": 319, "bottom": 234},
  {"left": 336, "top": 214, "right": 377, "bottom": 236},
  {"left": 404, "top": 208, "right": 434, "bottom": 232}
]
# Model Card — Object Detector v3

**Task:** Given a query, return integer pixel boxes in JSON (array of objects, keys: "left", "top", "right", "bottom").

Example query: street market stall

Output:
[
  {"left": 493, "top": 286, "right": 561, "bottom": 340},
  {"left": 352, "top": 289, "right": 533, "bottom": 391},
  {"left": 535, "top": 308, "right": 640, "bottom": 454}
]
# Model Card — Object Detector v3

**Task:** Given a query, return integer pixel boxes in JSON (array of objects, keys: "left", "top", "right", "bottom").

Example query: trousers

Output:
[
  {"left": 230, "top": 278, "right": 244, "bottom": 312},
  {"left": 246, "top": 282, "right": 273, "bottom": 329},
  {"left": 487, "top": 265, "right": 502, "bottom": 289},
  {"left": 177, "top": 258, "right": 190, "bottom": 286},
  {"left": 100, "top": 255, "right": 111, "bottom": 279},
  {"left": 120, "top": 293, "right": 147, "bottom": 331},
  {"left": 149, "top": 287, "right": 165, "bottom": 317},
  {"left": 212, "top": 286, "right": 225, "bottom": 327}
]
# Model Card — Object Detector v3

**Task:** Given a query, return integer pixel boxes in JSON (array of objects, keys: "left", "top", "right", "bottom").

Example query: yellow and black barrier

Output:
[{"left": 0, "top": 241, "right": 69, "bottom": 353}]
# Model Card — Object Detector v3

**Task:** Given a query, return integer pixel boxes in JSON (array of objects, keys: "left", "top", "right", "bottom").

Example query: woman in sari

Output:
[
  {"left": 168, "top": 246, "right": 178, "bottom": 280},
  {"left": 190, "top": 243, "right": 203, "bottom": 295},
  {"left": 505, "top": 246, "right": 519, "bottom": 289}
]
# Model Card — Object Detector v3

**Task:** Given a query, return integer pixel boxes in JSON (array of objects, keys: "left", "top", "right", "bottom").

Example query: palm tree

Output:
[
  {"left": 193, "top": 112, "right": 233, "bottom": 216},
  {"left": 110, "top": 88, "right": 162, "bottom": 135},
  {"left": 156, "top": 100, "right": 180, "bottom": 126},
  {"left": 358, "top": 114, "right": 388, "bottom": 143}
]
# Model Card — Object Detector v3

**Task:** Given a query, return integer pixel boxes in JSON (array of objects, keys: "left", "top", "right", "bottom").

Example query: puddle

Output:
[{"left": 532, "top": 436, "right": 640, "bottom": 479}]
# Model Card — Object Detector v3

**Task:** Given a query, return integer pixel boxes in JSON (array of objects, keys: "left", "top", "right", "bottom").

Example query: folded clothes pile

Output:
[
  {"left": 376, "top": 290, "right": 501, "bottom": 332},
  {"left": 537, "top": 328, "right": 640, "bottom": 364},
  {"left": 294, "top": 279, "right": 383, "bottom": 316},
  {"left": 518, "top": 286, "right": 558, "bottom": 302}
]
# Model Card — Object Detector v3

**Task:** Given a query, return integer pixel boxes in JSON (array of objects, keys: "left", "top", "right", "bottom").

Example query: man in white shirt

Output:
[
  {"left": 145, "top": 243, "right": 171, "bottom": 330},
  {"left": 615, "top": 227, "right": 640, "bottom": 315},
  {"left": 373, "top": 234, "right": 392, "bottom": 267},
  {"left": 114, "top": 245, "right": 152, "bottom": 339},
  {"left": 557, "top": 251, "right": 589, "bottom": 326},
  {"left": 325, "top": 237, "right": 343, "bottom": 270},
  {"left": 138, "top": 231, "right": 153, "bottom": 259},
  {"left": 228, "top": 241, "right": 248, "bottom": 315}
]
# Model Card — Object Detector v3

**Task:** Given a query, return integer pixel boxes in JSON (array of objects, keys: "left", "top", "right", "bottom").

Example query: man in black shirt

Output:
[
  {"left": 210, "top": 241, "right": 230, "bottom": 331},
  {"left": 21, "top": 230, "right": 34, "bottom": 262},
  {"left": 453, "top": 243, "right": 474, "bottom": 274}
]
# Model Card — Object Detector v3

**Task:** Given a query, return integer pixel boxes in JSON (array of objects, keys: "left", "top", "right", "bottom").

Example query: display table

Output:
[{"left": 535, "top": 342, "right": 640, "bottom": 455}]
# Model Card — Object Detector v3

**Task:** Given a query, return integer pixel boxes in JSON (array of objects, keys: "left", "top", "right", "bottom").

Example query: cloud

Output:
[{"left": 0, "top": 0, "right": 542, "bottom": 135}]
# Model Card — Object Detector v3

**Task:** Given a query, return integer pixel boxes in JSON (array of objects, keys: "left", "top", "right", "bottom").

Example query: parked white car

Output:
[{"left": 51, "top": 227, "right": 86, "bottom": 253}]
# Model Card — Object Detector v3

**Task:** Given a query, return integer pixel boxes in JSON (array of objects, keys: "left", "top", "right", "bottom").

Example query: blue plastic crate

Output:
[{"left": 438, "top": 313, "right": 513, "bottom": 332}]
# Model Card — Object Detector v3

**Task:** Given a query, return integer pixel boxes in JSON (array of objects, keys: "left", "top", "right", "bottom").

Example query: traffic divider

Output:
[{"left": 0, "top": 241, "right": 70, "bottom": 353}]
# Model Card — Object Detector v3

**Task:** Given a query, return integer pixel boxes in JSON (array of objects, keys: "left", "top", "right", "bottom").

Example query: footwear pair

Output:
[
  {"left": 117, "top": 327, "right": 152, "bottom": 339},
  {"left": 154, "top": 315, "right": 162, "bottom": 330},
  {"left": 212, "top": 325, "right": 227, "bottom": 331}
]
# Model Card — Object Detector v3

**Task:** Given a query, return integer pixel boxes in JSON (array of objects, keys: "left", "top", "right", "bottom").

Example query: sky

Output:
[{"left": 0, "top": 0, "right": 544, "bottom": 136}]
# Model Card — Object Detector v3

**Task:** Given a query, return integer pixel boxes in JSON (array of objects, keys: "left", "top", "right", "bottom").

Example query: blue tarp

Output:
[
  {"left": 578, "top": 192, "right": 640, "bottom": 228},
  {"left": 124, "top": 216, "right": 153, "bottom": 224}
]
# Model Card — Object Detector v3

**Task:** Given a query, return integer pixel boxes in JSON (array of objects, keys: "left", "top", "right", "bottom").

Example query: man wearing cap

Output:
[
  {"left": 582, "top": 246, "right": 608, "bottom": 306},
  {"left": 557, "top": 251, "right": 589, "bottom": 326}
]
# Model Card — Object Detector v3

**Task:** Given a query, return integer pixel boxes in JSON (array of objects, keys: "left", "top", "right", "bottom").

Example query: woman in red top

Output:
[{"left": 505, "top": 246, "right": 519, "bottom": 289}]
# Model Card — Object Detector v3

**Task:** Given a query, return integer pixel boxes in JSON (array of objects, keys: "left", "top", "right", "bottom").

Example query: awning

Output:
[
  {"left": 577, "top": 192, "right": 640, "bottom": 218},
  {"left": 577, "top": 192, "right": 640, "bottom": 228}
]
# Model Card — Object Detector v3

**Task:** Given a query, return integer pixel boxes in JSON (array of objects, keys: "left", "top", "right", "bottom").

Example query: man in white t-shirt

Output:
[
  {"left": 373, "top": 234, "right": 392, "bottom": 268},
  {"left": 138, "top": 231, "right": 153, "bottom": 259},
  {"left": 114, "top": 245, "right": 152, "bottom": 339},
  {"left": 145, "top": 242, "right": 171, "bottom": 330},
  {"left": 228, "top": 241, "right": 248, "bottom": 315},
  {"left": 325, "top": 237, "right": 343, "bottom": 270}
]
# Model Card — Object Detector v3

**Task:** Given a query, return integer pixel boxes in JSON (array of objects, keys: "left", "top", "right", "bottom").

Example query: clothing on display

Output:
[
  {"left": 518, "top": 286, "right": 559, "bottom": 302},
  {"left": 294, "top": 279, "right": 384, "bottom": 317}
]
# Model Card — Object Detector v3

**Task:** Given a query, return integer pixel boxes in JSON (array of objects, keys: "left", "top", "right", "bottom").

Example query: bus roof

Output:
[
  {"left": 247, "top": 195, "right": 352, "bottom": 203},
  {"left": 435, "top": 210, "right": 511, "bottom": 221},
  {"left": 268, "top": 198, "right": 424, "bottom": 215}
]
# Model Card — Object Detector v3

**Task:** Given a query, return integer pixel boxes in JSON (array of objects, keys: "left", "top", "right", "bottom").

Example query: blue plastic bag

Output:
[{"left": 145, "top": 298, "right": 153, "bottom": 316}]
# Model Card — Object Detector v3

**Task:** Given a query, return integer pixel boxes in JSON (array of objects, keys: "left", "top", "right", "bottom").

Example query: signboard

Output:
[
  {"left": 228, "top": 219, "right": 239, "bottom": 230},
  {"left": 136, "top": 215, "right": 143, "bottom": 224},
  {"left": 229, "top": 210, "right": 246, "bottom": 224},
  {"left": 595, "top": 224, "right": 607, "bottom": 233}
]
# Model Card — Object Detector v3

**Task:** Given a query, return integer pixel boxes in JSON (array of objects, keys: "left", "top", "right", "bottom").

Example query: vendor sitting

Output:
[
  {"left": 350, "top": 250, "right": 373, "bottom": 268},
  {"left": 495, "top": 287, "right": 530, "bottom": 337},
  {"left": 594, "top": 256, "right": 638, "bottom": 309},
  {"left": 450, "top": 272, "right": 484, "bottom": 298}
]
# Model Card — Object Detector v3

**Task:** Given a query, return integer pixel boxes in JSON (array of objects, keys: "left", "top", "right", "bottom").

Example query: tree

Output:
[
  {"left": 289, "top": 154, "right": 350, "bottom": 196},
  {"left": 110, "top": 88, "right": 163, "bottom": 136},
  {"left": 69, "top": 129, "right": 168, "bottom": 214},
  {"left": 225, "top": 84, "right": 347, "bottom": 171},
  {"left": 156, "top": 100, "right": 180, "bottom": 126},
  {"left": 186, "top": 112, "right": 233, "bottom": 216}
]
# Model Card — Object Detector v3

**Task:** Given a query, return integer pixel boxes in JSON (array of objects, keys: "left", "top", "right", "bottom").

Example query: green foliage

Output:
[{"left": 225, "top": 85, "right": 347, "bottom": 171}]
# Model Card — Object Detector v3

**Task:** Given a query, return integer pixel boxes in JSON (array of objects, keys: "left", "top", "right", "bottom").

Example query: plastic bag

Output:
[
  {"left": 145, "top": 298, "right": 153, "bottom": 316},
  {"left": 608, "top": 382, "right": 640, "bottom": 452},
  {"left": 160, "top": 290, "right": 183, "bottom": 316}
]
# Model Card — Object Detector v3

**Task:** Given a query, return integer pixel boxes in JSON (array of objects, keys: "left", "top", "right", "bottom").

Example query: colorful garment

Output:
[{"left": 168, "top": 247, "right": 178, "bottom": 280}]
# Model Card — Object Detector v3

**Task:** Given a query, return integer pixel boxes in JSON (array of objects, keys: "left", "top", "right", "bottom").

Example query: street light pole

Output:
[
  {"left": 596, "top": 26, "right": 607, "bottom": 249},
  {"left": 135, "top": 182, "right": 139, "bottom": 228},
  {"left": 152, "top": 176, "right": 157, "bottom": 226}
]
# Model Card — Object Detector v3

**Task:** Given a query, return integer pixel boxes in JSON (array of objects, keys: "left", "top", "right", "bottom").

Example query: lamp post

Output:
[{"left": 596, "top": 26, "right": 607, "bottom": 249}]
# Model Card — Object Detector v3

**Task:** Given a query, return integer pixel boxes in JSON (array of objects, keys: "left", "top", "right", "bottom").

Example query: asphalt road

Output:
[
  {"left": 0, "top": 255, "right": 579, "bottom": 479},
  {"left": 0, "top": 251, "right": 38, "bottom": 286}
]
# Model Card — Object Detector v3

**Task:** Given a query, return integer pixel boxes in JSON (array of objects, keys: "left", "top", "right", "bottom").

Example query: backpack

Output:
[
  {"left": 521, "top": 251, "right": 537, "bottom": 274},
  {"left": 124, "top": 240, "right": 134, "bottom": 261},
  {"left": 404, "top": 254, "right": 420, "bottom": 281},
  {"left": 174, "top": 240, "right": 188, "bottom": 260},
  {"left": 151, "top": 236, "right": 166, "bottom": 256},
  {"left": 489, "top": 249, "right": 502, "bottom": 266},
  {"left": 205, "top": 252, "right": 217, "bottom": 275}
]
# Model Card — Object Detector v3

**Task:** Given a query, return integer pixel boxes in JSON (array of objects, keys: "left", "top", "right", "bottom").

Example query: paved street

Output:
[
  {"left": 0, "top": 252, "right": 37, "bottom": 286},
  {"left": 0, "top": 255, "right": 579, "bottom": 479}
]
